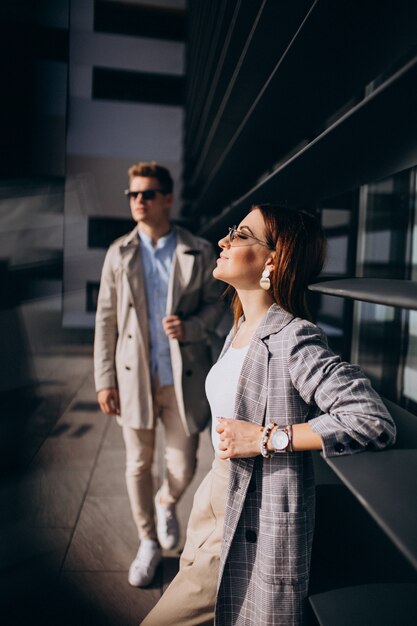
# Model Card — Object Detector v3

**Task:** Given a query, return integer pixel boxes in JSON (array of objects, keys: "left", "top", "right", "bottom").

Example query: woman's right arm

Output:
[{"left": 288, "top": 323, "right": 396, "bottom": 458}]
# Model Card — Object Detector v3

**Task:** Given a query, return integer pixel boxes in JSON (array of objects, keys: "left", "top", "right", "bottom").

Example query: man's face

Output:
[{"left": 128, "top": 176, "right": 173, "bottom": 227}]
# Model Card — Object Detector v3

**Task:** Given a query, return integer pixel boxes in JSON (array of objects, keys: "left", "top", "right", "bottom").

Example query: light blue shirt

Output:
[{"left": 139, "top": 228, "right": 177, "bottom": 386}]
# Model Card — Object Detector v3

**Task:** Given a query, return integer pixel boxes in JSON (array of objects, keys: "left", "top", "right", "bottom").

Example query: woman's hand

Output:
[{"left": 216, "top": 418, "right": 263, "bottom": 459}]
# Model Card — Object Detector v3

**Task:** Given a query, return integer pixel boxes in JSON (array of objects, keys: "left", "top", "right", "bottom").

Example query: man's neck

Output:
[{"left": 138, "top": 221, "right": 172, "bottom": 246}]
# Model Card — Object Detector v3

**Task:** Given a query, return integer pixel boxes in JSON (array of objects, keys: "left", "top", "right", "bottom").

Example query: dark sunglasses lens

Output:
[
  {"left": 141, "top": 190, "right": 157, "bottom": 200},
  {"left": 126, "top": 189, "right": 158, "bottom": 200}
]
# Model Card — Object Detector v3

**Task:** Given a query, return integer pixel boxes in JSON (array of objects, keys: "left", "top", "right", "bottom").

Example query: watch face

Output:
[{"left": 271, "top": 429, "right": 289, "bottom": 452}]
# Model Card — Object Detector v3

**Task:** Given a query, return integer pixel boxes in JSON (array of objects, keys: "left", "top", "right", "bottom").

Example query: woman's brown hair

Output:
[{"left": 230, "top": 204, "right": 327, "bottom": 326}]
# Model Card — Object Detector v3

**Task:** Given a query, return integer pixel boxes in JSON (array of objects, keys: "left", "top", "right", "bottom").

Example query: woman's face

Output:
[{"left": 213, "top": 208, "right": 273, "bottom": 289}]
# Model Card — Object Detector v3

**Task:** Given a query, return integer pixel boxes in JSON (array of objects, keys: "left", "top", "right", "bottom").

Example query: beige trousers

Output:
[
  {"left": 141, "top": 456, "right": 229, "bottom": 626},
  {"left": 122, "top": 381, "right": 199, "bottom": 541}
]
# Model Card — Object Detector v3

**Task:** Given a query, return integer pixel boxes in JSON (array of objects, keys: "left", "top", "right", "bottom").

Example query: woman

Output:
[{"left": 141, "top": 204, "right": 396, "bottom": 626}]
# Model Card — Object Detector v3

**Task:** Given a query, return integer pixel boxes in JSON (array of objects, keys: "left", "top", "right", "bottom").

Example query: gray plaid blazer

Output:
[{"left": 215, "top": 304, "right": 396, "bottom": 626}]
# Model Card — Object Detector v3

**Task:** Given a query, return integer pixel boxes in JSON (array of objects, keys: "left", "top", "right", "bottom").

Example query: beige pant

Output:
[
  {"left": 141, "top": 456, "right": 229, "bottom": 626},
  {"left": 123, "top": 381, "right": 199, "bottom": 541}
]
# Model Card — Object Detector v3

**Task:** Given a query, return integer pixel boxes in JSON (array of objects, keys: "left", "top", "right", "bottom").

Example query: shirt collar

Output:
[{"left": 138, "top": 226, "right": 176, "bottom": 250}]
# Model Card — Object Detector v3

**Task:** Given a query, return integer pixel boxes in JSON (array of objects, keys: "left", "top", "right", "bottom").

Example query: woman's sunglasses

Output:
[{"left": 228, "top": 226, "right": 270, "bottom": 248}]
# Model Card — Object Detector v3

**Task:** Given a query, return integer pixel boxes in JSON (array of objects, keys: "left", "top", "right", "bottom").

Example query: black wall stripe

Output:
[
  {"left": 88, "top": 216, "right": 134, "bottom": 249},
  {"left": 35, "top": 26, "right": 69, "bottom": 62},
  {"left": 94, "top": 0, "right": 186, "bottom": 42},
  {"left": 92, "top": 67, "right": 184, "bottom": 105},
  {"left": 86, "top": 281, "right": 100, "bottom": 312}
]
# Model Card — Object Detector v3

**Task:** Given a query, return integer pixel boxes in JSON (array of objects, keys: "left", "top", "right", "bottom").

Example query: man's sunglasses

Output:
[{"left": 124, "top": 189, "right": 166, "bottom": 201}]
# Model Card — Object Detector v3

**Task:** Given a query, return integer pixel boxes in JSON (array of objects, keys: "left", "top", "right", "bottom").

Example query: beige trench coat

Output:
[{"left": 94, "top": 225, "right": 224, "bottom": 434}]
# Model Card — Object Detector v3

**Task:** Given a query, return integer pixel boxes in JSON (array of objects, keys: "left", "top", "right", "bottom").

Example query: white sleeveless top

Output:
[{"left": 205, "top": 344, "right": 249, "bottom": 455}]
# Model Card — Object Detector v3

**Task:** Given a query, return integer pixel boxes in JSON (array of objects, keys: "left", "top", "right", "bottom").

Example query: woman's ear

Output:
[{"left": 265, "top": 251, "right": 276, "bottom": 272}]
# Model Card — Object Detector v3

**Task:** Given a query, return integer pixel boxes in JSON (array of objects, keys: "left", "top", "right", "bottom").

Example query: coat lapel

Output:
[
  {"left": 167, "top": 226, "right": 196, "bottom": 314},
  {"left": 119, "top": 227, "right": 149, "bottom": 355},
  {"left": 258, "top": 302, "right": 294, "bottom": 341},
  {"left": 218, "top": 326, "right": 235, "bottom": 359},
  {"left": 218, "top": 304, "right": 295, "bottom": 582},
  {"left": 233, "top": 304, "right": 294, "bottom": 426}
]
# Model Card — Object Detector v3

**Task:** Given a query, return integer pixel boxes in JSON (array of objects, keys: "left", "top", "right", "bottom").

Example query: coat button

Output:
[
  {"left": 334, "top": 442, "right": 345, "bottom": 453},
  {"left": 378, "top": 432, "right": 389, "bottom": 444},
  {"left": 129, "top": 302, "right": 133, "bottom": 307},
  {"left": 125, "top": 365, "right": 131, "bottom": 371},
  {"left": 128, "top": 334, "right": 132, "bottom": 339},
  {"left": 185, "top": 369, "right": 193, "bottom": 377},
  {"left": 245, "top": 529, "right": 257, "bottom": 543}
]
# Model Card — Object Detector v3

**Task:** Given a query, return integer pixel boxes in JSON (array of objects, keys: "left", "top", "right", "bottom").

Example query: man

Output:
[{"left": 94, "top": 162, "right": 223, "bottom": 587}]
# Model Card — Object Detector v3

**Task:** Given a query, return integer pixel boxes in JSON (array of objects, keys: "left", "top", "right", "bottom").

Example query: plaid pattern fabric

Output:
[{"left": 215, "top": 304, "right": 396, "bottom": 626}]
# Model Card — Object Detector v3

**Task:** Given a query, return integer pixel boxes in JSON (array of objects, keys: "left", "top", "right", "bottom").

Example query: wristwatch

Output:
[{"left": 269, "top": 426, "right": 292, "bottom": 453}]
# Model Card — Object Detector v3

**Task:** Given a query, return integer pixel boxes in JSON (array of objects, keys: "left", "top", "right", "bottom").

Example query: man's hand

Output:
[
  {"left": 216, "top": 418, "right": 263, "bottom": 459},
  {"left": 97, "top": 388, "right": 120, "bottom": 415},
  {"left": 162, "top": 315, "right": 185, "bottom": 341}
]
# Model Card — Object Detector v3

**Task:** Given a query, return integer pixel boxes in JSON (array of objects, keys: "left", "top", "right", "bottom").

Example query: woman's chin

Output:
[
  {"left": 213, "top": 268, "right": 233, "bottom": 288},
  {"left": 213, "top": 266, "right": 224, "bottom": 280}
]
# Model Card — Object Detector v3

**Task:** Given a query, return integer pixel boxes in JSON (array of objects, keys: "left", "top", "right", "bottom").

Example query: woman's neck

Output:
[
  {"left": 237, "top": 289, "right": 274, "bottom": 329},
  {"left": 231, "top": 290, "right": 273, "bottom": 348}
]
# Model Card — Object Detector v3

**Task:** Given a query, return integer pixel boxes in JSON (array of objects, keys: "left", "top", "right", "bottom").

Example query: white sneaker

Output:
[
  {"left": 128, "top": 540, "right": 161, "bottom": 587},
  {"left": 155, "top": 488, "right": 180, "bottom": 550}
]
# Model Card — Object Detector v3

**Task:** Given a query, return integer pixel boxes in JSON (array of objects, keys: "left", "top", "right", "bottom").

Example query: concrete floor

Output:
[{"left": 1, "top": 300, "right": 214, "bottom": 626}]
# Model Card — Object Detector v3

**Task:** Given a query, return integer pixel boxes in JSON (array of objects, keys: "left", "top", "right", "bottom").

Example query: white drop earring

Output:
[{"left": 260, "top": 267, "right": 271, "bottom": 290}]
